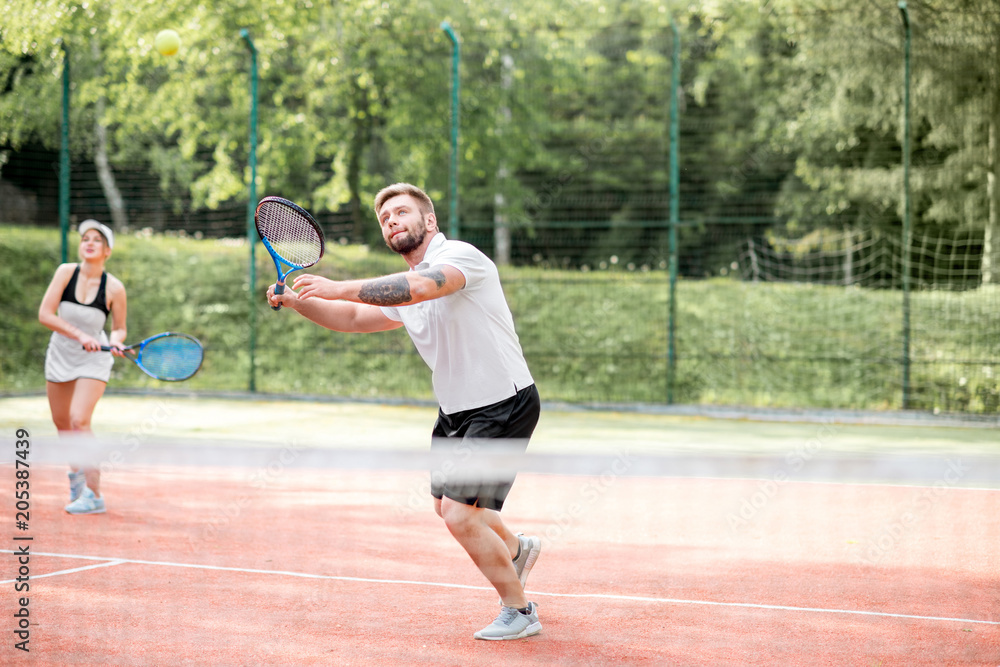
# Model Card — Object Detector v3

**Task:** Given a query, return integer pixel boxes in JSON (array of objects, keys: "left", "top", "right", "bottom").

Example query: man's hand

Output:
[
  {"left": 266, "top": 282, "right": 302, "bottom": 310},
  {"left": 293, "top": 274, "right": 342, "bottom": 301}
]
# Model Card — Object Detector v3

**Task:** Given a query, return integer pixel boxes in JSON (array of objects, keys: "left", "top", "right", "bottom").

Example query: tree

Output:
[{"left": 746, "top": 0, "right": 1000, "bottom": 286}]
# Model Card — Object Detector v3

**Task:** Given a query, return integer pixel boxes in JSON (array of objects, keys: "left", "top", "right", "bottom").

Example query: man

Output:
[{"left": 267, "top": 182, "right": 543, "bottom": 641}]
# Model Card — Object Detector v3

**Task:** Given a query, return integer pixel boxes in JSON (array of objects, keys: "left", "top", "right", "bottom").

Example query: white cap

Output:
[{"left": 79, "top": 219, "right": 114, "bottom": 249}]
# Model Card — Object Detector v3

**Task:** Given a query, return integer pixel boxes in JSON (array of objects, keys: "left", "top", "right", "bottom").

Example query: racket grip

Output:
[{"left": 271, "top": 282, "right": 284, "bottom": 311}]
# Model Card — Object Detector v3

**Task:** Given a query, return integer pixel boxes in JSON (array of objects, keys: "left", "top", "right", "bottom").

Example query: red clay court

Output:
[{"left": 1, "top": 395, "right": 998, "bottom": 665}]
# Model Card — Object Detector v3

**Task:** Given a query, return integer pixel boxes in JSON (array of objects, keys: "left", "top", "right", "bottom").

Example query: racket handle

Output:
[{"left": 271, "top": 282, "right": 284, "bottom": 311}]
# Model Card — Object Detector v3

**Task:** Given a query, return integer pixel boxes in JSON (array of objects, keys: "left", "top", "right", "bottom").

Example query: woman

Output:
[{"left": 38, "top": 219, "right": 127, "bottom": 515}]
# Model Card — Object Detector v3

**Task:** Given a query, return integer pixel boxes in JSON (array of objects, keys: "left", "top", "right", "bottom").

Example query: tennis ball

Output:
[{"left": 154, "top": 29, "right": 181, "bottom": 56}]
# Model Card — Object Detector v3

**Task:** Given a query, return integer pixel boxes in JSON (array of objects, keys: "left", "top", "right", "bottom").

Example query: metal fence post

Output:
[
  {"left": 242, "top": 29, "right": 259, "bottom": 393},
  {"left": 59, "top": 43, "right": 70, "bottom": 264},
  {"left": 899, "top": 2, "right": 912, "bottom": 409},
  {"left": 667, "top": 19, "right": 680, "bottom": 404},
  {"left": 441, "top": 21, "right": 460, "bottom": 240}
]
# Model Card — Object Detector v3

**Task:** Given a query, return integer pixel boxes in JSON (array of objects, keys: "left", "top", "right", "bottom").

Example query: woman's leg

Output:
[
  {"left": 50, "top": 379, "right": 107, "bottom": 496},
  {"left": 69, "top": 379, "right": 107, "bottom": 494}
]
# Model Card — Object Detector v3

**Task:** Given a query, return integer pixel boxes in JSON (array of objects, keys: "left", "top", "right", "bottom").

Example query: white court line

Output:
[
  {"left": 524, "top": 591, "right": 1000, "bottom": 626},
  {"left": 3, "top": 550, "right": 998, "bottom": 626},
  {"left": 0, "top": 558, "right": 126, "bottom": 584}
]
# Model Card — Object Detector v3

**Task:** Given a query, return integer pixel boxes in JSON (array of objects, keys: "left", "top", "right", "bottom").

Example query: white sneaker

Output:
[
  {"left": 474, "top": 602, "right": 541, "bottom": 640},
  {"left": 65, "top": 487, "right": 105, "bottom": 515},
  {"left": 512, "top": 534, "right": 541, "bottom": 589}
]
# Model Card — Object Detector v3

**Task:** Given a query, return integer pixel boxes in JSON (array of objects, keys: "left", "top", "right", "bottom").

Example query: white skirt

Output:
[{"left": 44, "top": 302, "right": 114, "bottom": 383}]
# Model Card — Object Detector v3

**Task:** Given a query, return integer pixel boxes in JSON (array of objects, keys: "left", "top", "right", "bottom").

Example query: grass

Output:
[{"left": 2, "top": 225, "right": 998, "bottom": 413}]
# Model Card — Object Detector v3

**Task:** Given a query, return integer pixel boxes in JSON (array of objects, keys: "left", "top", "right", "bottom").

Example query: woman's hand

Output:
[{"left": 78, "top": 332, "right": 102, "bottom": 352}]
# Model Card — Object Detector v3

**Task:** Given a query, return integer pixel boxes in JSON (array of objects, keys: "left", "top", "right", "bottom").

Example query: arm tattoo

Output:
[
  {"left": 418, "top": 267, "right": 447, "bottom": 289},
  {"left": 358, "top": 275, "right": 412, "bottom": 306}
]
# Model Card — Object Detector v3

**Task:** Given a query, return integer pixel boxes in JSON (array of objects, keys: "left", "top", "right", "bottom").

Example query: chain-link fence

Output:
[{"left": 2, "top": 4, "right": 999, "bottom": 413}]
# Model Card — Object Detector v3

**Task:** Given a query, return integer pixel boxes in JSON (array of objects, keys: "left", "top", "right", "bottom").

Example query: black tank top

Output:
[{"left": 60, "top": 265, "right": 110, "bottom": 316}]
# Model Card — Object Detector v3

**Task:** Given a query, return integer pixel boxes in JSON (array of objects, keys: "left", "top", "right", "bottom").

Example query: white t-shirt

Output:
[{"left": 380, "top": 233, "right": 534, "bottom": 414}]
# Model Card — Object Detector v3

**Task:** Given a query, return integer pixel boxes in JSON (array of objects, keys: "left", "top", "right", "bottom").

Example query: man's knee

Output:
[{"left": 441, "top": 498, "right": 479, "bottom": 532}]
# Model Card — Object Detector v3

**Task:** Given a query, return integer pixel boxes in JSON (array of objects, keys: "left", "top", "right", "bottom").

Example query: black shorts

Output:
[{"left": 430, "top": 384, "right": 540, "bottom": 511}]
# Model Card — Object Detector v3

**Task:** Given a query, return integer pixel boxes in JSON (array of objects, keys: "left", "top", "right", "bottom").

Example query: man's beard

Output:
[{"left": 386, "top": 216, "right": 427, "bottom": 255}]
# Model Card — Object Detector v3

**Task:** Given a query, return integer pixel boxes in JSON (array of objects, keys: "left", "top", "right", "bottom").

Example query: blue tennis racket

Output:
[
  {"left": 255, "top": 196, "right": 326, "bottom": 311},
  {"left": 87, "top": 332, "right": 204, "bottom": 381}
]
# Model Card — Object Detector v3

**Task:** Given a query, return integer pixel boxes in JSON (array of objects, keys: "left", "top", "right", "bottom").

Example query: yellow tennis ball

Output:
[{"left": 154, "top": 29, "right": 181, "bottom": 56}]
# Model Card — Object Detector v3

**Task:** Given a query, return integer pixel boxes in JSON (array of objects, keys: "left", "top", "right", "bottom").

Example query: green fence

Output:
[{"left": 2, "top": 2, "right": 999, "bottom": 414}]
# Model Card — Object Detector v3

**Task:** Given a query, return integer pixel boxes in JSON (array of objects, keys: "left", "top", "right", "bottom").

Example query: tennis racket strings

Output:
[
  {"left": 139, "top": 334, "right": 204, "bottom": 381},
  {"left": 256, "top": 202, "right": 324, "bottom": 267}
]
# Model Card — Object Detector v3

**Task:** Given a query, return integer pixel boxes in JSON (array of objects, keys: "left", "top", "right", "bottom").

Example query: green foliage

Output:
[
  {"left": 3, "top": 225, "right": 998, "bottom": 413},
  {"left": 4, "top": 0, "right": 998, "bottom": 272},
  {"left": 2, "top": 0, "right": 999, "bottom": 410}
]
